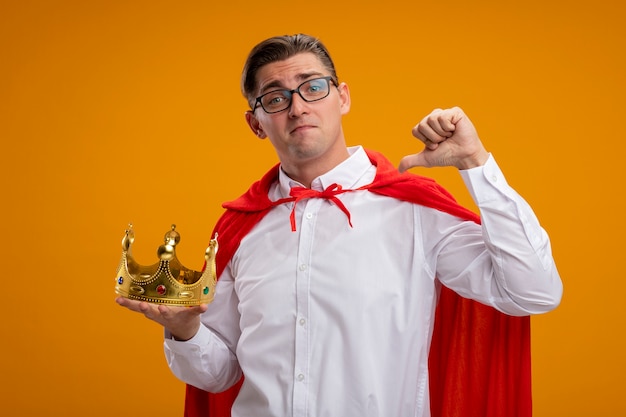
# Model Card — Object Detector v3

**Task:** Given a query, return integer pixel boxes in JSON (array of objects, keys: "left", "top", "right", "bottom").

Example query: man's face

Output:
[{"left": 245, "top": 52, "right": 351, "bottom": 176}]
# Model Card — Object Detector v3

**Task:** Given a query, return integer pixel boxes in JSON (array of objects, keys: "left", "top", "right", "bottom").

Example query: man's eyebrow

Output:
[
  {"left": 258, "top": 72, "right": 325, "bottom": 94},
  {"left": 258, "top": 80, "right": 284, "bottom": 94}
]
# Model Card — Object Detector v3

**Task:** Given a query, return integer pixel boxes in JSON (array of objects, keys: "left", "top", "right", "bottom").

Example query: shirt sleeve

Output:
[
  {"left": 426, "top": 154, "right": 563, "bottom": 316},
  {"left": 163, "top": 264, "right": 243, "bottom": 392}
]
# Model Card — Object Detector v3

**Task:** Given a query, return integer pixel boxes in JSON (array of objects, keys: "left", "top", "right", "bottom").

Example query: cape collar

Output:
[{"left": 223, "top": 148, "right": 479, "bottom": 224}]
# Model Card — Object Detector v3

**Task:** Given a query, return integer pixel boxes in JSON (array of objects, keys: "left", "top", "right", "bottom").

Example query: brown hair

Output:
[{"left": 241, "top": 34, "right": 339, "bottom": 109}]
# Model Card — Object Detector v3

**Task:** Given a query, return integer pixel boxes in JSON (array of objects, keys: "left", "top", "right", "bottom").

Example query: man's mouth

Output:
[{"left": 290, "top": 124, "right": 315, "bottom": 134}]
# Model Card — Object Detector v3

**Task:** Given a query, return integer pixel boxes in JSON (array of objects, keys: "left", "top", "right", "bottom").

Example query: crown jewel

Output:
[{"left": 114, "top": 224, "right": 218, "bottom": 306}]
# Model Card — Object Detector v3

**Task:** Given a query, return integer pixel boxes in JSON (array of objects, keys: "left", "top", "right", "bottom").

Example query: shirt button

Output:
[
  {"left": 299, "top": 318, "right": 306, "bottom": 326},
  {"left": 491, "top": 174, "right": 498, "bottom": 182},
  {"left": 305, "top": 213, "right": 313, "bottom": 220},
  {"left": 299, "top": 264, "right": 307, "bottom": 271},
  {"left": 297, "top": 374, "right": 305, "bottom": 381}
]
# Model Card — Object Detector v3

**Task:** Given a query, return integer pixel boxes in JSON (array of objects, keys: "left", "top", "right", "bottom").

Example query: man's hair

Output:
[{"left": 241, "top": 34, "right": 339, "bottom": 109}]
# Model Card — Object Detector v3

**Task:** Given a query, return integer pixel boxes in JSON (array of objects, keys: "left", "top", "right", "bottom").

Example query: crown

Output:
[{"left": 114, "top": 224, "right": 218, "bottom": 306}]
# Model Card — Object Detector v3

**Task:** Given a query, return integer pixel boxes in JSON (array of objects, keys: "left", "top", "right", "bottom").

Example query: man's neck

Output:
[{"left": 280, "top": 148, "right": 350, "bottom": 188}]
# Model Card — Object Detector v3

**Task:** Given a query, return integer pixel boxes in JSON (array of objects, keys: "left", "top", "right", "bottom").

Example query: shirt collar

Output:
[{"left": 278, "top": 146, "right": 375, "bottom": 197}]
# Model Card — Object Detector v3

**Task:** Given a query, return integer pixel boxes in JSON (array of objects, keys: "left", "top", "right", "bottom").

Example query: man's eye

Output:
[
  {"left": 307, "top": 83, "right": 323, "bottom": 92},
  {"left": 304, "top": 79, "right": 327, "bottom": 96},
  {"left": 263, "top": 93, "right": 288, "bottom": 107}
]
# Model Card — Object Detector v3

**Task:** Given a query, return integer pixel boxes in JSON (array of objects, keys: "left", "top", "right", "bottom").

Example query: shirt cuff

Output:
[
  {"left": 164, "top": 324, "right": 213, "bottom": 353},
  {"left": 459, "top": 153, "right": 512, "bottom": 205}
]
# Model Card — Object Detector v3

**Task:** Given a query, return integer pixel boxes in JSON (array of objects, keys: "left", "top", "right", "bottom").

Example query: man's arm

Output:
[
  {"left": 402, "top": 107, "right": 562, "bottom": 315},
  {"left": 421, "top": 154, "right": 562, "bottom": 315}
]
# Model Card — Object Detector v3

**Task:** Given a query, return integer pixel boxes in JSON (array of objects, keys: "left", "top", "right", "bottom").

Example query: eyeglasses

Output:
[{"left": 253, "top": 76, "right": 335, "bottom": 114}]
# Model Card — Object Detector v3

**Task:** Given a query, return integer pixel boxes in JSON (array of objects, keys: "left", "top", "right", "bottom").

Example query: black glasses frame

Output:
[{"left": 253, "top": 76, "right": 335, "bottom": 114}]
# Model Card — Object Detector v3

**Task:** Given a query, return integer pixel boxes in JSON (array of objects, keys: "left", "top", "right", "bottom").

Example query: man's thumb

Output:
[{"left": 398, "top": 152, "right": 427, "bottom": 173}]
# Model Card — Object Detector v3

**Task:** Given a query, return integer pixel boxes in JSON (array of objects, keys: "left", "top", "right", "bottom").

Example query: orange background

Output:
[{"left": 2, "top": 1, "right": 624, "bottom": 416}]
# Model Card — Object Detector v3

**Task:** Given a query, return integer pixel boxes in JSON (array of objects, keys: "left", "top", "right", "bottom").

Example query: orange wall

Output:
[{"left": 2, "top": 1, "right": 624, "bottom": 416}]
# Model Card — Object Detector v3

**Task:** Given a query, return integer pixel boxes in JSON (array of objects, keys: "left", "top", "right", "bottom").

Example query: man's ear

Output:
[
  {"left": 245, "top": 111, "right": 267, "bottom": 139},
  {"left": 337, "top": 82, "right": 351, "bottom": 115}
]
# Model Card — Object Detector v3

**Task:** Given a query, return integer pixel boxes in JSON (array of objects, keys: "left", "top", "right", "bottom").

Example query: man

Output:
[{"left": 117, "top": 34, "right": 562, "bottom": 417}]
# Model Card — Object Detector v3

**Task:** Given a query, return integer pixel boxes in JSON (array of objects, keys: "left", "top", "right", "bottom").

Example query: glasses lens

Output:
[
  {"left": 261, "top": 91, "right": 291, "bottom": 113},
  {"left": 299, "top": 78, "right": 330, "bottom": 101}
]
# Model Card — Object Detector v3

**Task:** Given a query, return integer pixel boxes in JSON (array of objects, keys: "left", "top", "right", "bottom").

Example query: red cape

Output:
[{"left": 184, "top": 149, "right": 531, "bottom": 417}]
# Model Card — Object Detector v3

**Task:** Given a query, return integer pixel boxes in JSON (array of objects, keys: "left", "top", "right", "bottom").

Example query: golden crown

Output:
[{"left": 114, "top": 224, "right": 218, "bottom": 306}]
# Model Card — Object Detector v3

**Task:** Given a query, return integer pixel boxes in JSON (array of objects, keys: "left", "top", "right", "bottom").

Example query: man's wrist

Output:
[
  {"left": 457, "top": 149, "right": 489, "bottom": 170},
  {"left": 170, "top": 324, "right": 201, "bottom": 342}
]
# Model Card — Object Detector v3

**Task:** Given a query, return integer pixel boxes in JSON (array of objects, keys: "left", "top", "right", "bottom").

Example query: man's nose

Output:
[{"left": 288, "top": 92, "right": 309, "bottom": 117}]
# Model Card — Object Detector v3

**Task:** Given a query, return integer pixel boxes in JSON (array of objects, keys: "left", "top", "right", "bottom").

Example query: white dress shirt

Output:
[{"left": 164, "top": 146, "right": 562, "bottom": 417}]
